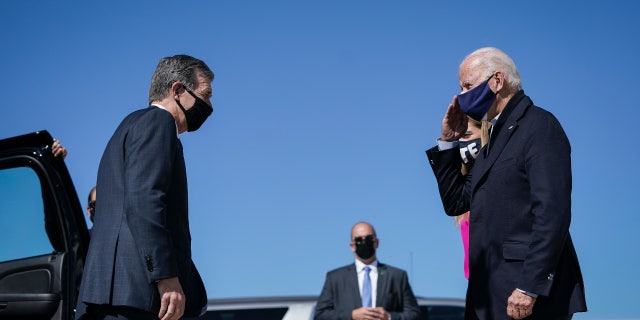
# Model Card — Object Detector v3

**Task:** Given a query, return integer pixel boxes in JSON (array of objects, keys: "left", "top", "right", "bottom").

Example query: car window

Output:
[{"left": 0, "top": 166, "right": 54, "bottom": 261}]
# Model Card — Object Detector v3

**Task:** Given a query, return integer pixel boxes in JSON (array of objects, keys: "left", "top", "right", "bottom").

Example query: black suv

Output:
[{"left": 0, "top": 130, "right": 89, "bottom": 320}]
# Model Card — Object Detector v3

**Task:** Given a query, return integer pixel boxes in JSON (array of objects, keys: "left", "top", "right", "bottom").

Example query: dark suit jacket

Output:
[
  {"left": 314, "top": 262, "right": 420, "bottom": 320},
  {"left": 426, "top": 91, "right": 587, "bottom": 319},
  {"left": 76, "top": 106, "right": 206, "bottom": 318}
]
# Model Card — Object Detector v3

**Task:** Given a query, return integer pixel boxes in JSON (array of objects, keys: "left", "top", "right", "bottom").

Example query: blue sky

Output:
[{"left": 2, "top": 1, "right": 639, "bottom": 319}]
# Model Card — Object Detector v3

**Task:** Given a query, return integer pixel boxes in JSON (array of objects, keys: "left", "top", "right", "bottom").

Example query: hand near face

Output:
[{"left": 440, "top": 96, "right": 468, "bottom": 142}]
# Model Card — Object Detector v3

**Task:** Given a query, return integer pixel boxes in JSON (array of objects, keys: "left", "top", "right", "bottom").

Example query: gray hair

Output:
[
  {"left": 148, "top": 54, "right": 214, "bottom": 104},
  {"left": 464, "top": 47, "right": 522, "bottom": 90}
]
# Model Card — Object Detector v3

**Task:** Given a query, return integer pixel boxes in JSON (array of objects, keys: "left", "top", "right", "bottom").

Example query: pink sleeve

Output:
[{"left": 460, "top": 218, "right": 470, "bottom": 279}]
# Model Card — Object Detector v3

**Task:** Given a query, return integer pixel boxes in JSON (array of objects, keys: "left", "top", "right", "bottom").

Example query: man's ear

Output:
[
  {"left": 349, "top": 241, "right": 356, "bottom": 252},
  {"left": 170, "top": 81, "right": 184, "bottom": 98},
  {"left": 493, "top": 71, "right": 505, "bottom": 93}
]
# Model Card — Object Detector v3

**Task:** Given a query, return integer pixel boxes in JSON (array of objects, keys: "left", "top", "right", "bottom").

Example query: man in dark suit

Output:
[
  {"left": 426, "top": 47, "right": 587, "bottom": 319},
  {"left": 314, "top": 222, "right": 421, "bottom": 320},
  {"left": 75, "top": 55, "right": 214, "bottom": 320}
]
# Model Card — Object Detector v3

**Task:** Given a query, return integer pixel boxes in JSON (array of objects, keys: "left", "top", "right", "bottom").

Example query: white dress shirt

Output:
[{"left": 355, "top": 259, "right": 379, "bottom": 307}]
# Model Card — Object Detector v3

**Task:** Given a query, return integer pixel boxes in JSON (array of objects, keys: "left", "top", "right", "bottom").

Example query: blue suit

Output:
[
  {"left": 426, "top": 91, "right": 587, "bottom": 319},
  {"left": 76, "top": 106, "right": 206, "bottom": 318},
  {"left": 314, "top": 263, "right": 421, "bottom": 320}
]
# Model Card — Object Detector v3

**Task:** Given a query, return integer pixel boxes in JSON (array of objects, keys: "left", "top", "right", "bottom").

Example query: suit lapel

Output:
[
  {"left": 347, "top": 264, "right": 362, "bottom": 307},
  {"left": 472, "top": 94, "right": 531, "bottom": 193},
  {"left": 376, "top": 263, "right": 388, "bottom": 307}
]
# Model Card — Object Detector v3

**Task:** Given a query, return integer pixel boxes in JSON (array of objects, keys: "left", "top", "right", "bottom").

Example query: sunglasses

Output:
[
  {"left": 353, "top": 235, "right": 375, "bottom": 243},
  {"left": 88, "top": 200, "right": 96, "bottom": 210}
]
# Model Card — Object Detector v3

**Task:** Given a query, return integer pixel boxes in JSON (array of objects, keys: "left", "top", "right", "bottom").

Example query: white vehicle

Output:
[{"left": 186, "top": 295, "right": 465, "bottom": 320}]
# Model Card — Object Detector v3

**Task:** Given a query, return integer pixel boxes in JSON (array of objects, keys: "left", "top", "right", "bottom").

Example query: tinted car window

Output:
[
  {"left": 194, "top": 307, "right": 288, "bottom": 320},
  {"left": 0, "top": 166, "right": 54, "bottom": 261},
  {"left": 420, "top": 305, "right": 465, "bottom": 320}
]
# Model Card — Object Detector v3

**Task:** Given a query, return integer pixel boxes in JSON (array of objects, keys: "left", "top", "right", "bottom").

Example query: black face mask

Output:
[
  {"left": 176, "top": 87, "right": 213, "bottom": 132},
  {"left": 354, "top": 236, "right": 376, "bottom": 260}
]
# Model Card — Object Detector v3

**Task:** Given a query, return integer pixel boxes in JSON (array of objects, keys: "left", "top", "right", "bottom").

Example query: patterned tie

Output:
[{"left": 361, "top": 266, "right": 372, "bottom": 307}]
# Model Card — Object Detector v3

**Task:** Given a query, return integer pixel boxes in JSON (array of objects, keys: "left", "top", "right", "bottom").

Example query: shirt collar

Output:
[
  {"left": 490, "top": 113, "right": 500, "bottom": 127},
  {"left": 355, "top": 259, "right": 378, "bottom": 272}
]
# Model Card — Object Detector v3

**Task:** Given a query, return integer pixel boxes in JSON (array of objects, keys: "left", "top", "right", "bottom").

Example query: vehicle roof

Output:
[
  {"left": 0, "top": 130, "right": 52, "bottom": 151},
  {"left": 204, "top": 295, "right": 465, "bottom": 309}
]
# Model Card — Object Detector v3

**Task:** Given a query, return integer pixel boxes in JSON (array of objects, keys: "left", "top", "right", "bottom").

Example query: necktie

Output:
[
  {"left": 485, "top": 119, "right": 496, "bottom": 156},
  {"left": 361, "top": 266, "right": 372, "bottom": 307}
]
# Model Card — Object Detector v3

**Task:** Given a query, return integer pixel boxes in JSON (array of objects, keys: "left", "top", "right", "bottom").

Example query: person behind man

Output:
[
  {"left": 314, "top": 221, "right": 420, "bottom": 320},
  {"left": 45, "top": 139, "right": 67, "bottom": 245},
  {"left": 454, "top": 116, "right": 490, "bottom": 280},
  {"left": 75, "top": 54, "right": 214, "bottom": 320},
  {"left": 426, "top": 47, "right": 587, "bottom": 319},
  {"left": 86, "top": 186, "right": 96, "bottom": 235}
]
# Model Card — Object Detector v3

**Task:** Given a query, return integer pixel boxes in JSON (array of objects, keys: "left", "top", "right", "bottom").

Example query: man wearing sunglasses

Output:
[{"left": 315, "top": 221, "right": 421, "bottom": 320}]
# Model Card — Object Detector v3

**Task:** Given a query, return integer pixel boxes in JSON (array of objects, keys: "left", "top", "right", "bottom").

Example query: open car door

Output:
[{"left": 0, "top": 130, "right": 89, "bottom": 320}]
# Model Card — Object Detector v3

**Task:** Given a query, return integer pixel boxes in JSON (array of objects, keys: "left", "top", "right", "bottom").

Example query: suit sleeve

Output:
[
  {"left": 388, "top": 271, "right": 421, "bottom": 320},
  {"left": 426, "top": 146, "right": 471, "bottom": 216},
  {"left": 518, "top": 113, "right": 572, "bottom": 296},
  {"left": 124, "top": 110, "right": 179, "bottom": 284},
  {"left": 314, "top": 272, "right": 352, "bottom": 320}
]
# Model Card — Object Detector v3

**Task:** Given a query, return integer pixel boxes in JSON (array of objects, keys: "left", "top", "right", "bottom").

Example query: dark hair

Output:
[{"left": 148, "top": 54, "right": 214, "bottom": 104}]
